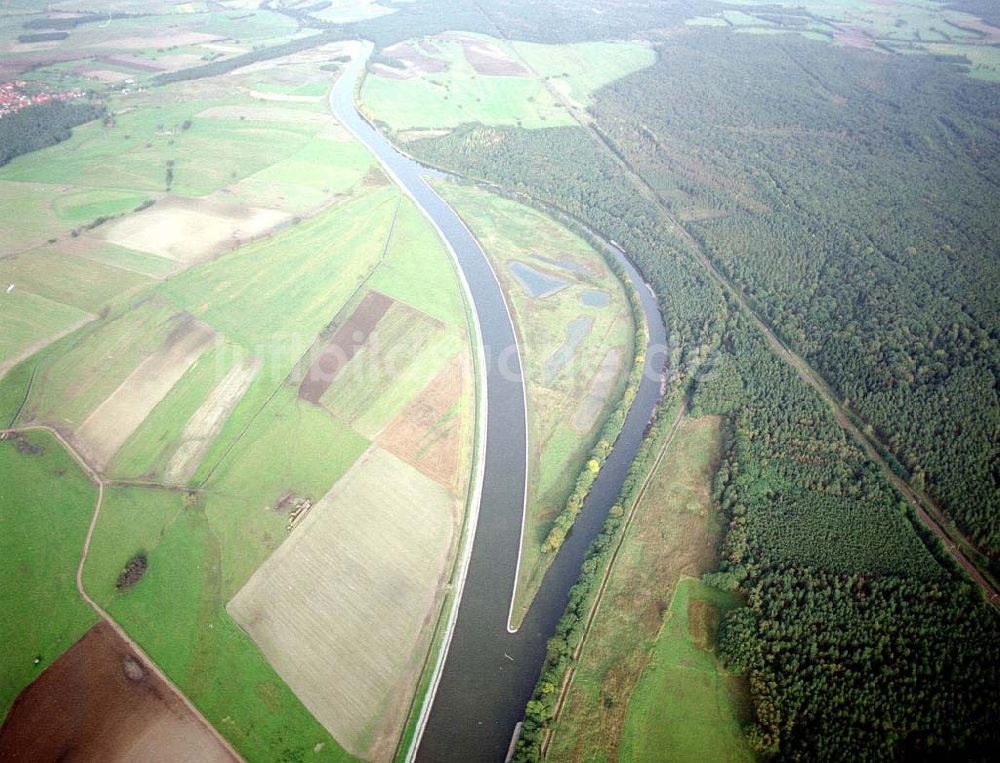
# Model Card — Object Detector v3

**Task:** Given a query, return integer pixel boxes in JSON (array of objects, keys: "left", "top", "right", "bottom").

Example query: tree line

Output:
[{"left": 0, "top": 100, "right": 105, "bottom": 167}]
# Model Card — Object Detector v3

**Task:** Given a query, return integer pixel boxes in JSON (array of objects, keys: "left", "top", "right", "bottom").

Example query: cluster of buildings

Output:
[{"left": 0, "top": 80, "right": 84, "bottom": 118}]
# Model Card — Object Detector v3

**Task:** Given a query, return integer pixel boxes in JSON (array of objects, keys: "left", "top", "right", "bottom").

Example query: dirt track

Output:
[
  {"left": 523, "top": 61, "right": 1000, "bottom": 610},
  {"left": 0, "top": 425, "right": 243, "bottom": 760}
]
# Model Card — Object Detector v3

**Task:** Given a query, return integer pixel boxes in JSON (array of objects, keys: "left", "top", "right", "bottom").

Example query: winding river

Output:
[{"left": 330, "top": 44, "right": 667, "bottom": 761}]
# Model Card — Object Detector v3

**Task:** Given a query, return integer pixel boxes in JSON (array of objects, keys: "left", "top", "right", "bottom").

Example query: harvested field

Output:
[
  {"left": 164, "top": 356, "right": 259, "bottom": 483},
  {"left": 237, "top": 86, "right": 323, "bottom": 103},
  {"left": 75, "top": 313, "right": 214, "bottom": 470},
  {"left": 319, "top": 299, "right": 456, "bottom": 436},
  {"left": 461, "top": 37, "right": 529, "bottom": 76},
  {"left": 0, "top": 622, "right": 236, "bottom": 763},
  {"left": 396, "top": 128, "right": 451, "bottom": 142},
  {"left": 227, "top": 446, "right": 457, "bottom": 761},
  {"left": 573, "top": 348, "right": 623, "bottom": 432},
  {"left": 379, "top": 351, "right": 467, "bottom": 489},
  {"left": 298, "top": 290, "right": 393, "bottom": 403},
  {"left": 381, "top": 41, "right": 448, "bottom": 76},
  {"left": 100, "top": 195, "right": 290, "bottom": 264}
]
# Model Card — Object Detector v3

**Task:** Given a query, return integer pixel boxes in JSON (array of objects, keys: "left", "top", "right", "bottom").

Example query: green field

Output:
[
  {"left": 548, "top": 416, "right": 745, "bottom": 760},
  {"left": 82, "top": 490, "right": 354, "bottom": 762},
  {"left": 0, "top": 290, "right": 90, "bottom": 368},
  {"left": 0, "top": 39, "right": 476, "bottom": 762},
  {"left": 107, "top": 344, "right": 232, "bottom": 480},
  {"left": 619, "top": 578, "right": 753, "bottom": 763},
  {"left": 0, "top": 248, "right": 152, "bottom": 314},
  {"left": 362, "top": 34, "right": 654, "bottom": 131},
  {"left": 161, "top": 187, "right": 396, "bottom": 349},
  {"left": 0, "top": 431, "right": 99, "bottom": 718},
  {"left": 434, "top": 182, "right": 634, "bottom": 625},
  {"left": 685, "top": 0, "right": 1000, "bottom": 78},
  {"left": 19, "top": 297, "right": 179, "bottom": 429}
]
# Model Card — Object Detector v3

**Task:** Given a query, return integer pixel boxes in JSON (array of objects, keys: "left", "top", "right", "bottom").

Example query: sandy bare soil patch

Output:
[
  {"left": 228, "top": 446, "right": 457, "bottom": 761},
  {"left": 76, "top": 313, "right": 214, "bottom": 470},
  {"left": 236, "top": 86, "right": 324, "bottom": 103},
  {"left": 573, "top": 347, "right": 623, "bottom": 432},
  {"left": 379, "top": 352, "right": 466, "bottom": 489},
  {"left": 100, "top": 195, "right": 290, "bottom": 264},
  {"left": 76, "top": 68, "right": 132, "bottom": 83},
  {"left": 299, "top": 290, "right": 393, "bottom": 403},
  {"left": 164, "top": 356, "right": 259, "bottom": 483},
  {"left": 0, "top": 622, "right": 235, "bottom": 762},
  {"left": 461, "top": 38, "right": 530, "bottom": 76}
]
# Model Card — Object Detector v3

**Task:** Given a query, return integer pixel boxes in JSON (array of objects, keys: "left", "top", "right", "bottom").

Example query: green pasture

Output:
[
  {"left": 363, "top": 35, "right": 571, "bottom": 130},
  {"left": 81, "top": 486, "right": 185, "bottom": 607},
  {"left": 0, "top": 431, "right": 99, "bottom": 718},
  {"left": 0, "top": 181, "right": 68, "bottom": 256},
  {"left": 0, "top": 102, "right": 319, "bottom": 197},
  {"left": 230, "top": 137, "right": 373, "bottom": 212},
  {"left": 0, "top": 290, "right": 90, "bottom": 366},
  {"left": 89, "top": 497, "right": 354, "bottom": 761},
  {"left": 70, "top": 239, "right": 179, "bottom": 278},
  {"left": 366, "top": 197, "right": 467, "bottom": 328},
  {"left": 620, "top": 578, "right": 753, "bottom": 763},
  {"left": 548, "top": 416, "right": 733, "bottom": 760},
  {"left": 203, "top": 386, "right": 369, "bottom": 598},
  {"left": 363, "top": 35, "right": 656, "bottom": 131},
  {"left": 0, "top": 248, "right": 152, "bottom": 314},
  {"left": 160, "top": 186, "right": 398, "bottom": 350},
  {"left": 510, "top": 39, "right": 656, "bottom": 108},
  {"left": 21, "top": 298, "right": 178, "bottom": 428}
]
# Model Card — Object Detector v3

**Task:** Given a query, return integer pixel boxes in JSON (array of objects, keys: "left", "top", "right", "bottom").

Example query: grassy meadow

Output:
[
  {"left": 1, "top": 40, "right": 476, "bottom": 762},
  {"left": 434, "top": 182, "right": 635, "bottom": 625},
  {"left": 619, "top": 578, "right": 753, "bottom": 763},
  {"left": 0, "top": 431, "right": 98, "bottom": 718},
  {"left": 361, "top": 34, "right": 654, "bottom": 131},
  {"left": 546, "top": 416, "right": 746, "bottom": 761}
]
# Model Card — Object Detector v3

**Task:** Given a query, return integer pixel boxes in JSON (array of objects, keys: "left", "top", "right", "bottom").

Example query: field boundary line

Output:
[
  {"left": 196, "top": 190, "right": 400, "bottom": 489},
  {"left": 6, "top": 361, "right": 38, "bottom": 428},
  {"left": 1, "top": 425, "right": 244, "bottom": 761},
  {"left": 326, "top": 44, "right": 503, "bottom": 762},
  {"left": 540, "top": 401, "right": 687, "bottom": 758}
]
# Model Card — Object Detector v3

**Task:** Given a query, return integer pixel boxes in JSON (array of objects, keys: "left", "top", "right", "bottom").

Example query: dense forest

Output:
[
  {"left": 0, "top": 100, "right": 104, "bottom": 167},
  {"left": 411, "top": 126, "right": 725, "bottom": 374},
  {"left": 407, "top": 20, "right": 1000, "bottom": 760},
  {"left": 592, "top": 33, "right": 1000, "bottom": 556},
  {"left": 696, "top": 314, "right": 1000, "bottom": 759}
]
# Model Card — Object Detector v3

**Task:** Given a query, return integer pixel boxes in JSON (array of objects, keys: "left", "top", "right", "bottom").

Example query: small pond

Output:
[
  {"left": 508, "top": 261, "right": 568, "bottom": 298},
  {"left": 579, "top": 289, "right": 610, "bottom": 308}
]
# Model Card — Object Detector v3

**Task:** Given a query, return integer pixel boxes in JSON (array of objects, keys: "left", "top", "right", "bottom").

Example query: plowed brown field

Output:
[{"left": 0, "top": 622, "right": 235, "bottom": 762}]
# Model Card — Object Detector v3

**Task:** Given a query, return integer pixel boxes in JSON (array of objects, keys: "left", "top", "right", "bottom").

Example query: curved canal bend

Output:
[{"left": 330, "top": 44, "right": 668, "bottom": 761}]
